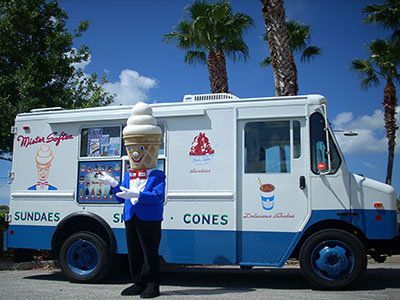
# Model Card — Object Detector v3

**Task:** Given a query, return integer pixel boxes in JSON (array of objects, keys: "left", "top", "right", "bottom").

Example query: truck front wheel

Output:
[
  {"left": 59, "top": 231, "right": 112, "bottom": 283},
  {"left": 299, "top": 229, "right": 367, "bottom": 290}
]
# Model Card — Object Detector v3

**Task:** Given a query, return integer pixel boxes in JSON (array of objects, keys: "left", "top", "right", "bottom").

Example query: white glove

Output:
[
  {"left": 116, "top": 186, "right": 140, "bottom": 204},
  {"left": 97, "top": 172, "right": 118, "bottom": 188}
]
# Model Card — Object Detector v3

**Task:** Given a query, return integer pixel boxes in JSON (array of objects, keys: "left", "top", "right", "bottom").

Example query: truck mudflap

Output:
[
  {"left": 3, "top": 229, "right": 8, "bottom": 251},
  {"left": 368, "top": 235, "right": 400, "bottom": 262}
]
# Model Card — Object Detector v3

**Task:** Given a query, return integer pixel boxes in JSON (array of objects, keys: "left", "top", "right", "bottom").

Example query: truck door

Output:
[{"left": 238, "top": 118, "right": 309, "bottom": 266}]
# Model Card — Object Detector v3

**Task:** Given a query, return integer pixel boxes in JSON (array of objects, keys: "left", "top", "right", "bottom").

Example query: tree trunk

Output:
[
  {"left": 260, "top": 0, "right": 298, "bottom": 96},
  {"left": 383, "top": 79, "right": 398, "bottom": 185},
  {"left": 207, "top": 49, "right": 229, "bottom": 93}
]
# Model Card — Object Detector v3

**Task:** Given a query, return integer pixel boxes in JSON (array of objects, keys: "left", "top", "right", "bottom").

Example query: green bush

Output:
[{"left": 0, "top": 206, "right": 14, "bottom": 260}]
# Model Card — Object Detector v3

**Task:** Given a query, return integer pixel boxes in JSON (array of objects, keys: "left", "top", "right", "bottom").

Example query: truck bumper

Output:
[{"left": 368, "top": 235, "right": 400, "bottom": 260}]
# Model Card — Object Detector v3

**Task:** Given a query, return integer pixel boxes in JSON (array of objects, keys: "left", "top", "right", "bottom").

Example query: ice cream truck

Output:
[{"left": 4, "top": 93, "right": 400, "bottom": 289}]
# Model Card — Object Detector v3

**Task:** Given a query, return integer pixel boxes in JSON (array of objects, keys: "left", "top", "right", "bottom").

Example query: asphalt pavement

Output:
[{"left": 0, "top": 256, "right": 399, "bottom": 300}]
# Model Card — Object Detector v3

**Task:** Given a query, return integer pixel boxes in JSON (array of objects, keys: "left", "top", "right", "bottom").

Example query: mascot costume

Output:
[{"left": 99, "top": 102, "right": 165, "bottom": 298}]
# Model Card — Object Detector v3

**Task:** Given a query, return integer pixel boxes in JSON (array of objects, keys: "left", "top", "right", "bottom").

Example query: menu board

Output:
[
  {"left": 77, "top": 160, "right": 122, "bottom": 204},
  {"left": 87, "top": 128, "right": 121, "bottom": 157}
]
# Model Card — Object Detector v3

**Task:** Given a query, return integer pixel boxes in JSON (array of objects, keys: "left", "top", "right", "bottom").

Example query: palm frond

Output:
[
  {"left": 363, "top": 1, "right": 400, "bottom": 30},
  {"left": 300, "top": 46, "right": 322, "bottom": 62},
  {"left": 351, "top": 58, "right": 380, "bottom": 89},
  {"left": 260, "top": 57, "right": 272, "bottom": 67},
  {"left": 221, "top": 36, "right": 250, "bottom": 62},
  {"left": 184, "top": 51, "right": 207, "bottom": 65},
  {"left": 261, "top": 19, "right": 320, "bottom": 67},
  {"left": 361, "top": 75, "right": 380, "bottom": 89},
  {"left": 286, "top": 20, "right": 310, "bottom": 52}
]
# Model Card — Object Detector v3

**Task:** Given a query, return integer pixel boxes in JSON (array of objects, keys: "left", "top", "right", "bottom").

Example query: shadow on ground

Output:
[{"left": 23, "top": 264, "right": 400, "bottom": 292}]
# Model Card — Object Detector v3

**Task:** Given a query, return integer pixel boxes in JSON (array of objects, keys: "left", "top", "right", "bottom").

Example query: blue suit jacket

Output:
[
  {"left": 28, "top": 184, "right": 57, "bottom": 190},
  {"left": 113, "top": 169, "right": 165, "bottom": 221}
]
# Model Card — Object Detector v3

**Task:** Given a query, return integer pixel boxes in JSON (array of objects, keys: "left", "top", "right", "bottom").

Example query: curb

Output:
[{"left": 0, "top": 260, "right": 59, "bottom": 271}]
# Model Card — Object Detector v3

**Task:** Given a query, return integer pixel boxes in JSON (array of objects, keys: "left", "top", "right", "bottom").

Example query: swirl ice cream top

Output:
[
  {"left": 123, "top": 102, "right": 161, "bottom": 136},
  {"left": 35, "top": 144, "right": 54, "bottom": 166}
]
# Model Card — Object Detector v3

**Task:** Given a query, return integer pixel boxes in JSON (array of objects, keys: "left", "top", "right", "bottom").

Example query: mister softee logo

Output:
[{"left": 17, "top": 131, "right": 73, "bottom": 148}]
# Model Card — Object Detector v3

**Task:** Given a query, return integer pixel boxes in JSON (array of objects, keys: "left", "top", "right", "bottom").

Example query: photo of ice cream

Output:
[{"left": 77, "top": 160, "right": 122, "bottom": 204}]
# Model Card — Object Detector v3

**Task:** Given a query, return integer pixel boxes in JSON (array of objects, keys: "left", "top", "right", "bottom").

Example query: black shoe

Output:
[
  {"left": 121, "top": 284, "right": 146, "bottom": 296},
  {"left": 140, "top": 284, "right": 160, "bottom": 298}
]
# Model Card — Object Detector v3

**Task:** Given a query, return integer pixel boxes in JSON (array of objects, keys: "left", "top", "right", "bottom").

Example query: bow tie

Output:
[{"left": 130, "top": 170, "right": 147, "bottom": 180}]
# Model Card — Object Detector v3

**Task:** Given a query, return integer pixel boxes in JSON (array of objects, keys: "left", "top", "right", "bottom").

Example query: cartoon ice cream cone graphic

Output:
[
  {"left": 123, "top": 102, "right": 162, "bottom": 170},
  {"left": 28, "top": 144, "right": 57, "bottom": 190}
]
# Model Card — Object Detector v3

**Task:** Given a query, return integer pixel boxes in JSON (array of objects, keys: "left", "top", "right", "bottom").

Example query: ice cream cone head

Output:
[
  {"left": 124, "top": 135, "right": 161, "bottom": 170},
  {"left": 35, "top": 144, "right": 54, "bottom": 180},
  {"left": 123, "top": 102, "right": 162, "bottom": 170}
]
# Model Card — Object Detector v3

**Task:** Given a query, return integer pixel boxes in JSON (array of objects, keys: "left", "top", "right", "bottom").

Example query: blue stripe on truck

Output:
[{"left": 6, "top": 209, "right": 397, "bottom": 265}]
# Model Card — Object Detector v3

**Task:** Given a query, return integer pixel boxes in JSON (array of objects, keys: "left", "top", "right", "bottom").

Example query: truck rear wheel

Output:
[
  {"left": 299, "top": 229, "right": 367, "bottom": 290},
  {"left": 59, "top": 231, "right": 112, "bottom": 283}
]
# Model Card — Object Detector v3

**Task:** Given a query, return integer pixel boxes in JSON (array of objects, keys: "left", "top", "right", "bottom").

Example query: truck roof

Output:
[{"left": 15, "top": 94, "right": 327, "bottom": 123}]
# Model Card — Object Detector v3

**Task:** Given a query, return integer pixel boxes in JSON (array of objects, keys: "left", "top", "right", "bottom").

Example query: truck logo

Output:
[
  {"left": 189, "top": 132, "right": 215, "bottom": 165},
  {"left": 17, "top": 131, "right": 73, "bottom": 148},
  {"left": 28, "top": 144, "right": 57, "bottom": 190}
]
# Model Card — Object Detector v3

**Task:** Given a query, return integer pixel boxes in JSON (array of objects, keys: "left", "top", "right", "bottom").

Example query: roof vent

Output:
[{"left": 183, "top": 93, "right": 239, "bottom": 102}]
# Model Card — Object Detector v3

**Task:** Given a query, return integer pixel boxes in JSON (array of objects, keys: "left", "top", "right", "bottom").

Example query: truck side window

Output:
[
  {"left": 310, "top": 113, "right": 341, "bottom": 174},
  {"left": 245, "top": 121, "right": 292, "bottom": 174},
  {"left": 80, "top": 126, "right": 121, "bottom": 157}
]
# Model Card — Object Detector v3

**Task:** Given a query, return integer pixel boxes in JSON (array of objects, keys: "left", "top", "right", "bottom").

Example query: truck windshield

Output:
[{"left": 310, "top": 112, "right": 341, "bottom": 174}]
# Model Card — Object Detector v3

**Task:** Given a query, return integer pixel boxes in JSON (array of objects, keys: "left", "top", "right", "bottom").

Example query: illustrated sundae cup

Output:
[{"left": 123, "top": 102, "right": 162, "bottom": 170}]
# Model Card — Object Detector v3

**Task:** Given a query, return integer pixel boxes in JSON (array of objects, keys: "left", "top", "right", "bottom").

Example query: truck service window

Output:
[
  {"left": 310, "top": 113, "right": 341, "bottom": 174},
  {"left": 245, "top": 121, "right": 293, "bottom": 174},
  {"left": 121, "top": 123, "right": 165, "bottom": 156},
  {"left": 80, "top": 126, "right": 121, "bottom": 157}
]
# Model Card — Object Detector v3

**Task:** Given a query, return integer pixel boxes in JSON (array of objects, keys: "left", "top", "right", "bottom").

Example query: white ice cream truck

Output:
[{"left": 4, "top": 93, "right": 400, "bottom": 289}]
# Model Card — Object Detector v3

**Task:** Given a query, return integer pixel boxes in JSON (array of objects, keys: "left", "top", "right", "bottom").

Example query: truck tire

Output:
[
  {"left": 299, "top": 229, "right": 367, "bottom": 290},
  {"left": 59, "top": 231, "right": 112, "bottom": 283}
]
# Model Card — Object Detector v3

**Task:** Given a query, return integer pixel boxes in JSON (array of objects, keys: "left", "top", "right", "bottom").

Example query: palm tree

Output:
[
  {"left": 261, "top": 20, "right": 321, "bottom": 67},
  {"left": 260, "top": 0, "right": 297, "bottom": 96},
  {"left": 363, "top": 0, "right": 400, "bottom": 45},
  {"left": 351, "top": 39, "right": 400, "bottom": 185},
  {"left": 162, "top": 0, "right": 253, "bottom": 94}
]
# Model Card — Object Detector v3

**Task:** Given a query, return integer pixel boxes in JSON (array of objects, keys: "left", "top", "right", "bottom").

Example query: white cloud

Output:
[
  {"left": 72, "top": 55, "right": 91, "bottom": 71},
  {"left": 103, "top": 70, "right": 157, "bottom": 106},
  {"left": 71, "top": 52, "right": 157, "bottom": 106},
  {"left": 332, "top": 107, "right": 400, "bottom": 155}
]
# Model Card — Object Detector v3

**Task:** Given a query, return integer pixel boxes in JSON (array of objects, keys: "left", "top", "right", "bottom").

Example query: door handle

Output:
[{"left": 299, "top": 176, "right": 306, "bottom": 189}]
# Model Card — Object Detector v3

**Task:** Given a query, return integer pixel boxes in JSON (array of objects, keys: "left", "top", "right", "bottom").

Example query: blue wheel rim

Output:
[
  {"left": 66, "top": 239, "right": 98, "bottom": 276},
  {"left": 311, "top": 239, "right": 355, "bottom": 281}
]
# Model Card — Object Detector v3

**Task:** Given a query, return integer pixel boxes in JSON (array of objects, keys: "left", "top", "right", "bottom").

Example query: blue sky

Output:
[{"left": 1, "top": 0, "right": 399, "bottom": 205}]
